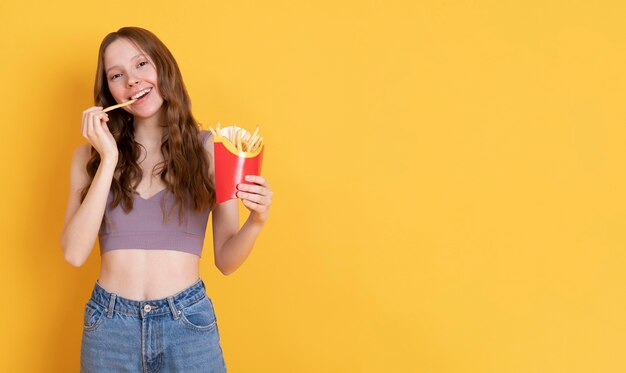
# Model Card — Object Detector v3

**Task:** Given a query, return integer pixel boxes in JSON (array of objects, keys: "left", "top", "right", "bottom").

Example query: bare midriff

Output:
[{"left": 98, "top": 249, "right": 201, "bottom": 300}]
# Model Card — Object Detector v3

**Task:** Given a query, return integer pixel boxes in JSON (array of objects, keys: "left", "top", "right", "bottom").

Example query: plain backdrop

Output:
[{"left": 1, "top": 0, "right": 626, "bottom": 372}]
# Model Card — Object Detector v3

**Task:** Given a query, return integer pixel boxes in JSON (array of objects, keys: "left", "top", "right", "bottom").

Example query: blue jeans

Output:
[{"left": 80, "top": 278, "right": 227, "bottom": 372}]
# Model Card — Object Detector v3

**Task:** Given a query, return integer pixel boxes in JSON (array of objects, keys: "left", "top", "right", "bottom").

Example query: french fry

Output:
[
  {"left": 254, "top": 138, "right": 263, "bottom": 153},
  {"left": 248, "top": 126, "right": 259, "bottom": 151},
  {"left": 250, "top": 136, "right": 263, "bottom": 153},
  {"left": 250, "top": 125, "right": 260, "bottom": 140},
  {"left": 241, "top": 135, "right": 249, "bottom": 152},
  {"left": 101, "top": 98, "right": 137, "bottom": 113},
  {"left": 242, "top": 131, "right": 251, "bottom": 144},
  {"left": 230, "top": 126, "right": 237, "bottom": 145},
  {"left": 252, "top": 134, "right": 262, "bottom": 150},
  {"left": 248, "top": 133, "right": 259, "bottom": 149},
  {"left": 215, "top": 124, "right": 263, "bottom": 154},
  {"left": 237, "top": 128, "right": 244, "bottom": 151}
]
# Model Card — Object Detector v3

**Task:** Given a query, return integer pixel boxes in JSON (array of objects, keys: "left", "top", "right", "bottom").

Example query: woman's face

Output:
[{"left": 103, "top": 38, "right": 164, "bottom": 120}]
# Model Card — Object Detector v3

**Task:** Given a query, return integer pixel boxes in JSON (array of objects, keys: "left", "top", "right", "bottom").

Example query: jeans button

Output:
[{"left": 144, "top": 305, "right": 151, "bottom": 312}]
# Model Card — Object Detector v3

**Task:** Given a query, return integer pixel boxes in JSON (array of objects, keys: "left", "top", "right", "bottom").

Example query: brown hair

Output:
[{"left": 80, "top": 27, "right": 215, "bottom": 223}]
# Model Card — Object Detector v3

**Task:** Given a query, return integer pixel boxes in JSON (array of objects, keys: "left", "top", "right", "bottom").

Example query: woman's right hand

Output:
[{"left": 82, "top": 107, "right": 118, "bottom": 162}]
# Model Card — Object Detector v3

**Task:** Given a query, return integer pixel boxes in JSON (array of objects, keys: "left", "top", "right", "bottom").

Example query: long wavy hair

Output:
[{"left": 80, "top": 27, "right": 215, "bottom": 224}]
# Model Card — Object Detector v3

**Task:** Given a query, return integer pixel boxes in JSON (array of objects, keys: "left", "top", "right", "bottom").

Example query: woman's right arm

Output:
[{"left": 60, "top": 107, "right": 117, "bottom": 267}]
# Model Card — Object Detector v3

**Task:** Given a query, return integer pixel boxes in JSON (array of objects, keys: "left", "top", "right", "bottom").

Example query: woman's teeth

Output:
[{"left": 131, "top": 88, "right": 151, "bottom": 100}]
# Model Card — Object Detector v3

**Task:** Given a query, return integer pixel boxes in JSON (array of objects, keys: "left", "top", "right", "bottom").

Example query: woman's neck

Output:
[{"left": 133, "top": 112, "right": 165, "bottom": 146}]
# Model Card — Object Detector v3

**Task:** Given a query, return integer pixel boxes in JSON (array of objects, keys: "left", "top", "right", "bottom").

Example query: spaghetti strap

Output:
[{"left": 199, "top": 129, "right": 213, "bottom": 146}]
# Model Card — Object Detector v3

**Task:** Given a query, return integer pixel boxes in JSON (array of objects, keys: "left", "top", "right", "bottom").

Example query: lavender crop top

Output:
[{"left": 98, "top": 130, "right": 213, "bottom": 257}]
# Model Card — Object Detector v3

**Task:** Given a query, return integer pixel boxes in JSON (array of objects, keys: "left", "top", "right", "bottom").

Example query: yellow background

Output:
[{"left": 1, "top": 0, "right": 625, "bottom": 372}]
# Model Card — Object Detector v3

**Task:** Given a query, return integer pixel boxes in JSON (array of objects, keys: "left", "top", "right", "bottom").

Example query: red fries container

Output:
[{"left": 213, "top": 126, "right": 264, "bottom": 204}]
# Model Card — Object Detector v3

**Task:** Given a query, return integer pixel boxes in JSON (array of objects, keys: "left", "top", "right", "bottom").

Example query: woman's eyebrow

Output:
[{"left": 105, "top": 54, "right": 146, "bottom": 73}]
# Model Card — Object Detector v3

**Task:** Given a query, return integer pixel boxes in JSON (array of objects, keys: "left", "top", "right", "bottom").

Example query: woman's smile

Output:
[{"left": 130, "top": 87, "right": 152, "bottom": 101}]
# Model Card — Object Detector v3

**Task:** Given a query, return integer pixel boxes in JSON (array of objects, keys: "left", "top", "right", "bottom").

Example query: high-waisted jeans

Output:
[{"left": 80, "top": 278, "right": 227, "bottom": 372}]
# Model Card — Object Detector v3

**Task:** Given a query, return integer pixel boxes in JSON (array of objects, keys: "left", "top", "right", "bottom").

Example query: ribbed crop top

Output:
[{"left": 98, "top": 130, "right": 213, "bottom": 257}]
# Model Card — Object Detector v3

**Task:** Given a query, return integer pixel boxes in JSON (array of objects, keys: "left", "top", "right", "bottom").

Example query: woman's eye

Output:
[
  {"left": 110, "top": 73, "right": 122, "bottom": 81},
  {"left": 138, "top": 61, "right": 149, "bottom": 68}
]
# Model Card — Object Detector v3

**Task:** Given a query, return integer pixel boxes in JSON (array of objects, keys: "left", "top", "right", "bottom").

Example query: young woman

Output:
[{"left": 60, "top": 27, "right": 272, "bottom": 372}]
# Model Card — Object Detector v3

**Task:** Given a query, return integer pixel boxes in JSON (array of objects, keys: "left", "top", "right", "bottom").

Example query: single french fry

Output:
[
  {"left": 250, "top": 136, "right": 263, "bottom": 152},
  {"left": 238, "top": 128, "right": 244, "bottom": 151},
  {"left": 250, "top": 133, "right": 262, "bottom": 150},
  {"left": 244, "top": 131, "right": 252, "bottom": 151},
  {"left": 248, "top": 136, "right": 257, "bottom": 152},
  {"left": 248, "top": 127, "right": 259, "bottom": 150},
  {"left": 248, "top": 133, "right": 259, "bottom": 149},
  {"left": 254, "top": 137, "right": 263, "bottom": 152},
  {"left": 216, "top": 122, "right": 221, "bottom": 137},
  {"left": 250, "top": 126, "right": 260, "bottom": 141},
  {"left": 101, "top": 98, "right": 137, "bottom": 113}
]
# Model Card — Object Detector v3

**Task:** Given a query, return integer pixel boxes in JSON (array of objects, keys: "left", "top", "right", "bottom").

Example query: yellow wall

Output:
[{"left": 1, "top": 0, "right": 625, "bottom": 371}]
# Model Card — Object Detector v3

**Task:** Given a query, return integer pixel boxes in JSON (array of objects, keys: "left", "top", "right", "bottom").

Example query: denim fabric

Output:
[{"left": 80, "top": 278, "right": 227, "bottom": 372}]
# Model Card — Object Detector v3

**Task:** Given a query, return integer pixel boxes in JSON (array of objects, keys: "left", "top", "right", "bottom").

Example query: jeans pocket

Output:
[
  {"left": 179, "top": 296, "right": 217, "bottom": 332},
  {"left": 83, "top": 300, "right": 106, "bottom": 332}
]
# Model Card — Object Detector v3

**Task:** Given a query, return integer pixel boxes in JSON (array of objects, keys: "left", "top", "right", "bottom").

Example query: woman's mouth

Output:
[{"left": 130, "top": 88, "right": 152, "bottom": 103}]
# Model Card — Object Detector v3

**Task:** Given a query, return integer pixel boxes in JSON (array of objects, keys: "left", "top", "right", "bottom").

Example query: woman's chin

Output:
[{"left": 131, "top": 105, "right": 164, "bottom": 121}]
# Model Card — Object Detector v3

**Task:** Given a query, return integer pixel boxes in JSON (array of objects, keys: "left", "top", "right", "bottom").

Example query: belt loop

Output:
[
  {"left": 167, "top": 296, "right": 180, "bottom": 320},
  {"left": 107, "top": 293, "right": 117, "bottom": 319}
]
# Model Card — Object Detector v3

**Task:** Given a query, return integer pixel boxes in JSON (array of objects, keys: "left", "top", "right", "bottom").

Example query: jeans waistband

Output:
[{"left": 89, "top": 278, "right": 207, "bottom": 319}]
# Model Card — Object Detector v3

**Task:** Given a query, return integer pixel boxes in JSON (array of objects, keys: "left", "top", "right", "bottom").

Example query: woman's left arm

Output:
[
  {"left": 211, "top": 175, "right": 272, "bottom": 275},
  {"left": 202, "top": 131, "right": 272, "bottom": 275}
]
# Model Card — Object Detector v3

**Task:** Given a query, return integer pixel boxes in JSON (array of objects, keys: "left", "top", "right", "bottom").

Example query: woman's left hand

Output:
[{"left": 237, "top": 175, "right": 273, "bottom": 225}]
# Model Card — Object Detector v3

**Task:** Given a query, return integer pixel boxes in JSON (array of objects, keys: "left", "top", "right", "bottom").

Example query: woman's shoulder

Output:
[
  {"left": 198, "top": 129, "right": 213, "bottom": 144},
  {"left": 198, "top": 129, "right": 214, "bottom": 151}
]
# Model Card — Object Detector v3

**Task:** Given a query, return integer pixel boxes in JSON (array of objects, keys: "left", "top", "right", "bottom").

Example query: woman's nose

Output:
[{"left": 127, "top": 78, "right": 140, "bottom": 87}]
